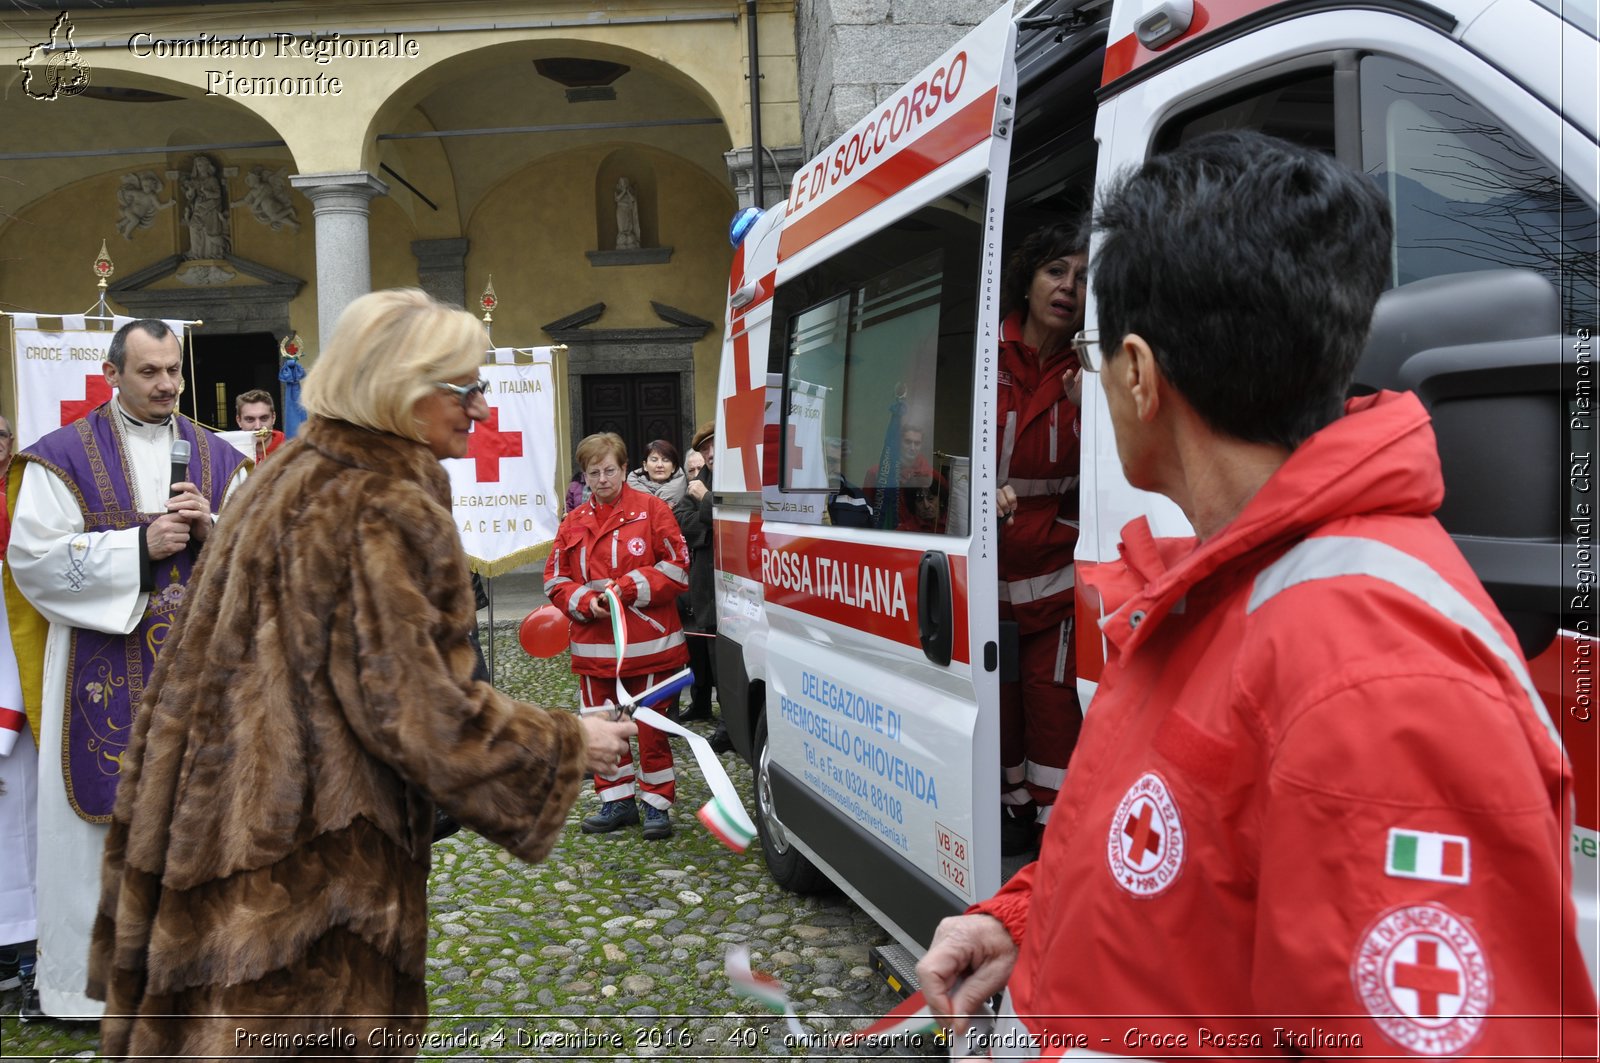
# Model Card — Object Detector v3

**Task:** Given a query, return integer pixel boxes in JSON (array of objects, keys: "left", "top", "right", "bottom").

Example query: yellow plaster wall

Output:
[{"left": 466, "top": 144, "right": 736, "bottom": 424}]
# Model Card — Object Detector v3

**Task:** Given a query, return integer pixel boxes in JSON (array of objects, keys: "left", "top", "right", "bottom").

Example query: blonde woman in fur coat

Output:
[{"left": 88, "top": 289, "right": 634, "bottom": 1059}]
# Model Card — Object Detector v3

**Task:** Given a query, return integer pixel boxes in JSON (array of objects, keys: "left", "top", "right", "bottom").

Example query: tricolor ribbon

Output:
[
  {"left": 589, "top": 589, "right": 758, "bottom": 852},
  {"left": 727, "top": 945, "right": 987, "bottom": 1054}
]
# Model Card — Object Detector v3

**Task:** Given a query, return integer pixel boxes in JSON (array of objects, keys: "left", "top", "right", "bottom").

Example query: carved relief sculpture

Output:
[
  {"left": 237, "top": 166, "right": 301, "bottom": 234},
  {"left": 614, "top": 177, "right": 641, "bottom": 250},
  {"left": 114, "top": 171, "right": 173, "bottom": 240},
  {"left": 180, "top": 154, "right": 230, "bottom": 260}
]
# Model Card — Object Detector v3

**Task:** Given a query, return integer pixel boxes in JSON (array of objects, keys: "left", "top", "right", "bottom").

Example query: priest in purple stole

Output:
[{"left": 6, "top": 319, "right": 247, "bottom": 1020}]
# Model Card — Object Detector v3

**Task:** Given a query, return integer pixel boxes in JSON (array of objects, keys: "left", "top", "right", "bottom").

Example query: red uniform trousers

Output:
[
  {"left": 1000, "top": 612, "right": 1082, "bottom": 824},
  {"left": 580, "top": 672, "right": 677, "bottom": 809}
]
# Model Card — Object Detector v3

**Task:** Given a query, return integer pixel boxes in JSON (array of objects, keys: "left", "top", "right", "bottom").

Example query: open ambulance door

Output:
[
  {"left": 748, "top": 5, "right": 1017, "bottom": 952},
  {"left": 1077, "top": 0, "right": 1598, "bottom": 984}
]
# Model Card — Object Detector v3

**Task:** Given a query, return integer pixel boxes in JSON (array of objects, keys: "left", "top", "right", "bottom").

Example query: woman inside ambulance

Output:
[{"left": 994, "top": 219, "right": 1089, "bottom": 856}]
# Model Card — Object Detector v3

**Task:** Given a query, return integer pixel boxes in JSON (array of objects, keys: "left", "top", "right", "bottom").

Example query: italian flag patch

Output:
[{"left": 1386, "top": 828, "right": 1470, "bottom": 884}]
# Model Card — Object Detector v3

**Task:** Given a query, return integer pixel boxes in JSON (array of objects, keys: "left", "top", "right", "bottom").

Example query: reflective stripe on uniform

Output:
[
  {"left": 997, "top": 564, "right": 1076, "bottom": 605},
  {"left": 656, "top": 561, "right": 688, "bottom": 584},
  {"left": 1053, "top": 618, "right": 1072, "bottom": 685},
  {"left": 571, "top": 631, "right": 686, "bottom": 659},
  {"left": 1248, "top": 536, "right": 1562, "bottom": 752},
  {"left": 627, "top": 569, "right": 651, "bottom": 606},
  {"left": 639, "top": 766, "right": 676, "bottom": 785},
  {"left": 999, "top": 410, "right": 1018, "bottom": 484},
  {"left": 1026, "top": 758, "right": 1066, "bottom": 790},
  {"left": 568, "top": 588, "right": 594, "bottom": 621},
  {"left": 1008, "top": 474, "right": 1078, "bottom": 498}
]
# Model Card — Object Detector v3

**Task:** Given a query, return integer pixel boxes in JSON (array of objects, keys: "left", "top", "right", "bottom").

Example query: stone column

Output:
[
  {"left": 411, "top": 237, "right": 470, "bottom": 309},
  {"left": 288, "top": 171, "right": 389, "bottom": 349}
]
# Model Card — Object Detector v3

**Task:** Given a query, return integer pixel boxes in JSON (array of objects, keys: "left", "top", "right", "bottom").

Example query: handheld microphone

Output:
[{"left": 169, "top": 439, "right": 192, "bottom": 497}]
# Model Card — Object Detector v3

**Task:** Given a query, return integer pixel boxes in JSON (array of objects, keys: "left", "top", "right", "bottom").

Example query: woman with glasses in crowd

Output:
[
  {"left": 544, "top": 432, "right": 691, "bottom": 841},
  {"left": 994, "top": 219, "right": 1090, "bottom": 856}
]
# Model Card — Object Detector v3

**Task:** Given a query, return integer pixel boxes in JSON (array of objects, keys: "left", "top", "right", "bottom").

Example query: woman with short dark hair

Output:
[
  {"left": 994, "top": 218, "right": 1090, "bottom": 855},
  {"left": 544, "top": 432, "right": 691, "bottom": 840}
]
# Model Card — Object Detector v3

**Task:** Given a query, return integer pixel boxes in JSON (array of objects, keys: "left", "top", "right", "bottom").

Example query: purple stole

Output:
[{"left": 23, "top": 404, "right": 246, "bottom": 821}]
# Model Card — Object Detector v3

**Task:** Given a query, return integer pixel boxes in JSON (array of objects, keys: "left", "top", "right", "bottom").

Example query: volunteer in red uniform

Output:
[
  {"left": 994, "top": 221, "right": 1088, "bottom": 854},
  {"left": 544, "top": 432, "right": 690, "bottom": 841},
  {"left": 919, "top": 132, "right": 1597, "bottom": 1058}
]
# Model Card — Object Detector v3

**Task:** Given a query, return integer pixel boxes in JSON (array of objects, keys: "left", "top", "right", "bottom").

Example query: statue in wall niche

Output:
[
  {"left": 614, "top": 177, "right": 641, "bottom": 250},
  {"left": 180, "top": 154, "right": 230, "bottom": 260},
  {"left": 114, "top": 171, "right": 173, "bottom": 240},
  {"left": 237, "top": 166, "right": 301, "bottom": 234}
]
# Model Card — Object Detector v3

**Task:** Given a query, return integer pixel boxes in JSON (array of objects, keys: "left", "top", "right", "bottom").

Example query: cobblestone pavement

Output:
[{"left": 0, "top": 626, "right": 939, "bottom": 1061}]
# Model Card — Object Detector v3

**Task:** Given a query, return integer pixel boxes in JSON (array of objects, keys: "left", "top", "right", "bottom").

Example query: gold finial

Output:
[
  {"left": 94, "top": 239, "right": 114, "bottom": 292},
  {"left": 480, "top": 276, "right": 498, "bottom": 328},
  {"left": 279, "top": 332, "right": 302, "bottom": 360}
]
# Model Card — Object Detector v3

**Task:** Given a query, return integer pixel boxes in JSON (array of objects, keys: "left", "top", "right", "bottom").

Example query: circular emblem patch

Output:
[
  {"left": 1106, "top": 771, "right": 1184, "bottom": 897},
  {"left": 1351, "top": 903, "right": 1491, "bottom": 1056},
  {"left": 627, "top": 536, "right": 647, "bottom": 557}
]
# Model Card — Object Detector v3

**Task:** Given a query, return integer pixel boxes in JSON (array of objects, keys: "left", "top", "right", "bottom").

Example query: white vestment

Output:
[
  {"left": 0, "top": 566, "right": 36, "bottom": 949},
  {"left": 7, "top": 410, "right": 243, "bottom": 1019},
  {"left": 0, "top": 727, "right": 39, "bottom": 948}
]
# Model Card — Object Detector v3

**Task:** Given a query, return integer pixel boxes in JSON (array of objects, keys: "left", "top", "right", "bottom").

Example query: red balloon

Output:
[{"left": 519, "top": 604, "right": 569, "bottom": 658}]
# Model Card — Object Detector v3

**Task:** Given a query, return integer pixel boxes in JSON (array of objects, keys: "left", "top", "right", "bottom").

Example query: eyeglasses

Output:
[
  {"left": 584, "top": 465, "right": 622, "bottom": 481},
  {"left": 434, "top": 378, "right": 489, "bottom": 410},
  {"left": 1071, "top": 329, "right": 1102, "bottom": 372}
]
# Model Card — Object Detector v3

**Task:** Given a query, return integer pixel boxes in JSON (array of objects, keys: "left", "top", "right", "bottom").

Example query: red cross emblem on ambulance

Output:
[
  {"left": 1352, "top": 903, "right": 1490, "bottom": 1055},
  {"left": 1106, "top": 771, "right": 1185, "bottom": 898}
]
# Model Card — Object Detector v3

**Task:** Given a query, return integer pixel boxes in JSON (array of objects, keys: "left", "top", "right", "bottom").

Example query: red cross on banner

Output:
[
  {"left": 466, "top": 406, "right": 523, "bottom": 482},
  {"left": 1124, "top": 802, "right": 1162, "bottom": 862},
  {"left": 785, "top": 421, "right": 808, "bottom": 476},
  {"left": 1393, "top": 939, "right": 1459, "bottom": 1017},
  {"left": 61, "top": 373, "right": 111, "bottom": 425}
]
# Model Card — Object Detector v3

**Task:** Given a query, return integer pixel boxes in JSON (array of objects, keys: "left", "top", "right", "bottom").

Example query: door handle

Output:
[{"left": 918, "top": 550, "right": 953, "bottom": 666}]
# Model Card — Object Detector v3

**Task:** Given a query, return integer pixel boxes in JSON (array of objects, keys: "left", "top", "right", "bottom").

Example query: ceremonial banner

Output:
[
  {"left": 8, "top": 313, "right": 188, "bottom": 449},
  {"left": 785, "top": 378, "right": 830, "bottom": 490},
  {"left": 442, "top": 350, "right": 562, "bottom": 576}
]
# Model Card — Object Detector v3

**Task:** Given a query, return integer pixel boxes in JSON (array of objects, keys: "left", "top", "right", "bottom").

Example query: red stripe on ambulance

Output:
[
  {"left": 750, "top": 523, "right": 970, "bottom": 665},
  {"left": 1101, "top": 0, "right": 1296, "bottom": 87},
  {"left": 779, "top": 86, "right": 999, "bottom": 261}
]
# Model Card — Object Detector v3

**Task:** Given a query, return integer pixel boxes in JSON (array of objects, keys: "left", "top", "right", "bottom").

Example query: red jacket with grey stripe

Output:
[
  {"left": 974, "top": 392, "right": 1596, "bottom": 1058},
  {"left": 997, "top": 312, "right": 1080, "bottom": 635},
  {"left": 543, "top": 484, "right": 690, "bottom": 679}
]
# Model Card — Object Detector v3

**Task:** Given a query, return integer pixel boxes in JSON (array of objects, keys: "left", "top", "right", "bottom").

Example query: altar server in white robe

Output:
[{"left": 6, "top": 319, "right": 247, "bottom": 1019}]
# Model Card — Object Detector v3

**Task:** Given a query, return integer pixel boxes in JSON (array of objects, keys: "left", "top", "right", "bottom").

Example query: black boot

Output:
[
  {"left": 1000, "top": 807, "right": 1039, "bottom": 857},
  {"left": 708, "top": 722, "right": 733, "bottom": 755}
]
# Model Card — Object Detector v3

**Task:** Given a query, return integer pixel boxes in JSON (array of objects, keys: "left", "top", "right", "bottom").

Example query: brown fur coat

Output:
[{"left": 87, "top": 417, "right": 587, "bottom": 1060}]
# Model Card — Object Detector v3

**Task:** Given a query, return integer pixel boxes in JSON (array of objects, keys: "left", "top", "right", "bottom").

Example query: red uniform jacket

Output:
[
  {"left": 976, "top": 392, "right": 1597, "bottom": 1058},
  {"left": 997, "top": 312, "right": 1080, "bottom": 634},
  {"left": 543, "top": 484, "right": 689, "bottom": 678}
]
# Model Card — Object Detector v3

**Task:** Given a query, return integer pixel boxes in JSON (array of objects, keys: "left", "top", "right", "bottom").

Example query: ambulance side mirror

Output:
[{"left": 1352, "top": 269, "right": 1571, "bottom": 658}]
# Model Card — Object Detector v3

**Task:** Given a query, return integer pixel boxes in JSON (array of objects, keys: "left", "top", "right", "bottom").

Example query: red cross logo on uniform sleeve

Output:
[{"left": 466, "top": 407, "right": 523, "bottom": 482}]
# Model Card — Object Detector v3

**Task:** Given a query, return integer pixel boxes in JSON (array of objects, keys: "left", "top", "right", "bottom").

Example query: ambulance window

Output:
[
  {"left": 1359, "top": 55, "right": 1598, "bottom": 330},
  {"left": 772, "top": 179, "right": 984, "bottom": 535},
  {"left": 1154, "top": 69, "right": 1338, "bottom": 156}
]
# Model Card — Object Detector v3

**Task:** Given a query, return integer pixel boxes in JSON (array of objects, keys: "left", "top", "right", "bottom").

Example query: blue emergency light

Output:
[{"left": 728, "top": 206, "right": 763, "bottom": 248}]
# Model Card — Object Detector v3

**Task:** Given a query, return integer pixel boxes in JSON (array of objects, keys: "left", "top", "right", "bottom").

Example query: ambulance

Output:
[{"left": 710, "top": 0, "right": 1598, "bottom": 990}]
